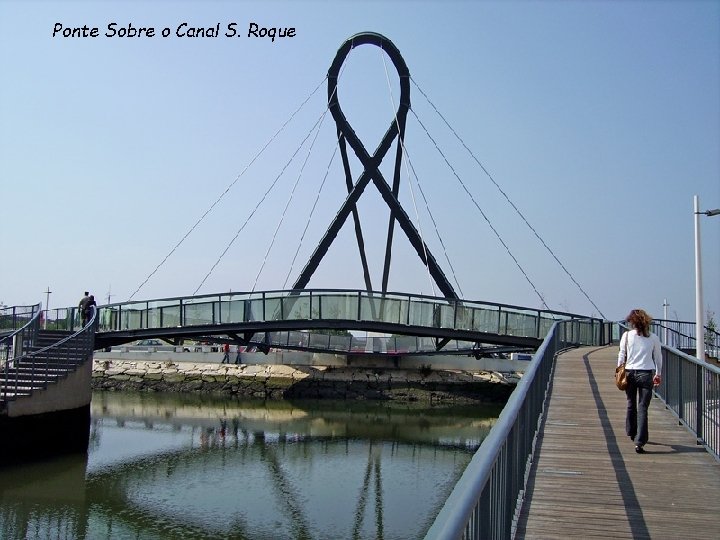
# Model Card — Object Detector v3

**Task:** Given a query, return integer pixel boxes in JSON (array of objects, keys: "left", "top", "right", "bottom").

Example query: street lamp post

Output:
[{"left": 694, "top": 195, "right": 720, "bottom": 360}]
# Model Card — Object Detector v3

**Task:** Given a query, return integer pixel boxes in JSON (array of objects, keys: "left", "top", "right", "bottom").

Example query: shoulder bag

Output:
[{"left": 615, "top": 334, "right": 629, "bottom": 391}]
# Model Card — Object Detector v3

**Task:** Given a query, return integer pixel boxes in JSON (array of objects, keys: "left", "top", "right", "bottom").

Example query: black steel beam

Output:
[
  {"left": 293, "top": 32, "right": 458, "bottom": 301},
  {"left": 94, "top": 319, "right": 542, "bottom": 351}
]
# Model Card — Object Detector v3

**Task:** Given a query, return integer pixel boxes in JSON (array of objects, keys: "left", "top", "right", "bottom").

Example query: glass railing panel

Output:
[
  {"left": 183, "top": 302, "right": 216, "bottom": 326},
  {"left": 314, "top": 294, "right": 358, "bottom": 320},
  {"left": 389, "top": 335, "right": 418, "bottom": 353},
  {"left": 282, "top": 294, "right": 311, "bottom": 320},
  {"left": 408, "top": 300, "right": 437, "bottom": 327},
  {"left": 264, "top": 298, "right": 283, "bottom": 322},
  {"left": 364, "top": 335, "right": 388, "bottom": 353},
  {"left": 282, "top": 330, "right": 306, "bottom": 348},
  {"left": 360, "top": 295, "right": 406, "bottom": 324},
  {"left": 328, "top": 334, "right": 351, "bottom": 351},
  {"left": 146, "top": 299, "right": 181, "bottom": 310},
  {"left": 218, "top": 299, "right": 247, "bottom": 324},
  {"left": 503, "top": 312, "right": 537, "bottom": 337},
  {"left": 581, "top": 320, "right": 599, "bottom": 345},
  {"left": 472, "top": 307, "right": 499, "bottom": 333},
  {"left": 454, "top": 304, "right": 476, "bottom": 331},
  {"left": 120, "top": 309, "right": 143, "bottom": 330},
  {"left": 275, "top": 330, "right": 290, "bottom": 347},
  {"left": 416, "top": 336, "right": 436, "bottom": 352},
  {"left": 246, "top": 299, "right": 265, "bottom": 322},
  {"left": 359, "top": 296, "right": 380, "bottom": 322},
  {"left": 538, "top": 317, "right": 555, "bottom": 337},
  {"left": 266, "top": 331, "right": 285, "bottom": 347},
  {"left": 160, "top": 305, "right": 181, "bottom": 327},
  {"left": 350, "top": 336, "right": 368, "bottom": 353},
  {"left": 309, "top": 333, "right": 331, "bottom": 349},
  {"left": 146, "top": 307, "right": 161, "bottom": 328},
  {"left": 382, "top": 297, "right": 406, "bottom": 324},
  {"left": 101, "top": 307, "right": 119, "bottom": 332},
  {"left": 438, "top": 303, "right": 456, "bottom": 329}
]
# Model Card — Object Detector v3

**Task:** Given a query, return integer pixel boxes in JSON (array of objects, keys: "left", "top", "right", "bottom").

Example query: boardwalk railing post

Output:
[{"left": 697, "top": 363, "right": 703, "bottom": 443}]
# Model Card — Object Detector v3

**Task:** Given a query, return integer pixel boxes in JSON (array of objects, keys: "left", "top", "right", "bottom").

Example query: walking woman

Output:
[{"left": 618, "top": 309, "right": 663, "bottom": 453}]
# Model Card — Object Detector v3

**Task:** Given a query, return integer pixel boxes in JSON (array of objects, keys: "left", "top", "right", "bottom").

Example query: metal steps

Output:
[{"left": 1, "top": 330, "right": 83, "bottom": 404}]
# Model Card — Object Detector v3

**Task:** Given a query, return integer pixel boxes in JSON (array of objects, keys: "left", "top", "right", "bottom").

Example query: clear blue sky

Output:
[{"left": 1, "top": 0, "right": 718, "bottom": 323}]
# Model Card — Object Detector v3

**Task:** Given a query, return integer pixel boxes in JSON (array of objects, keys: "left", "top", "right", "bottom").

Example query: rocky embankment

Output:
[{"left": 92, "top": 359, "right": 520, "bottom": 403}]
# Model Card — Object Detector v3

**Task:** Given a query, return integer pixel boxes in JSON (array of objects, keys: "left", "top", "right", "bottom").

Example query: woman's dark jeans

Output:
[{"left": 625, "top": 369, "right": 654, "bottom": 446}]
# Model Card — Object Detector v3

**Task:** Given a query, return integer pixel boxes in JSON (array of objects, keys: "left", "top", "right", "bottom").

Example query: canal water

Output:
[{"left": 0, "top": 391, "right": 501, "bottom": 539}]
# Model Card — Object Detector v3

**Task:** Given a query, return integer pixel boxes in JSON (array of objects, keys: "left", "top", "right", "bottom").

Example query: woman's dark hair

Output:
[{"left": 626, "top": 309, "right": 652, "bottom": 337}]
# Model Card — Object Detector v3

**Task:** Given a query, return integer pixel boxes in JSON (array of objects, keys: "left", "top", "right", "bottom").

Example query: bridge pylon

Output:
[{"left": 292, "top": 32, "right": 458, "bottom": 301}]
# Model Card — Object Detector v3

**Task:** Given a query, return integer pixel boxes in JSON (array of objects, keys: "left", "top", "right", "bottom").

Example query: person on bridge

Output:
[
  {"left": 221, "top": 343, "right": 230, "bottom": 363},
  {"left": 617, "top": 308, "right": 662, "bottom": 454},
  {"left": 79, "top": 291, "right": 90, "bottom": 326},
  {"left": 83, "top": 295, "right": 97, "bottom": 326}
]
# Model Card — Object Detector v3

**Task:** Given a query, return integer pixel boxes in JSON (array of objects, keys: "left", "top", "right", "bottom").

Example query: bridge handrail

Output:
[
  {"left": 0, "top": 304, "right": 41, "bottom": 332},
  {"left": 45, "top": 289, "right": 606, "bottom": 345},
  {"left": 423, "top": 318, "right": 609, "bottom": 540},
  {"left": 0, "top": 303, "right": 42, "bottom": 365},
  {"left": 652, "top": 318, "right": 720, "bottom": 355},
  {"left": 1, "top": 306, "right": 97, "bottom": 403},
  {"left": 91, "top": 288, "right": 587, "bottom": 319},
  {"left": 653, "top": 344, "right": 720, "bottom": 460}
]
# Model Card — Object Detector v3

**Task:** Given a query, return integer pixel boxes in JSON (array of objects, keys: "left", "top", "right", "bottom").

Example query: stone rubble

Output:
[{"left": 92, "top": 359, "right": 519, "bottom": 403}]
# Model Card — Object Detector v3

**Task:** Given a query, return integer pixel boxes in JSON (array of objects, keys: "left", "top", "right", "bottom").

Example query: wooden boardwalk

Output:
[{"left": 516, "top": 346, "right": 720, "bottom": 540}]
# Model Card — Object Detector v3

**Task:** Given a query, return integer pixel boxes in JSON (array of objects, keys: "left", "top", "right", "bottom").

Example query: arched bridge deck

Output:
[{"left": 65, "top": 289, "right": 607, "bottom": 354}]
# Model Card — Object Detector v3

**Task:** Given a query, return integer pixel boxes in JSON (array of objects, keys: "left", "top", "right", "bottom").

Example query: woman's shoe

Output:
[{"left": 635, "top": 445, "right": 645, "bottom": 454}]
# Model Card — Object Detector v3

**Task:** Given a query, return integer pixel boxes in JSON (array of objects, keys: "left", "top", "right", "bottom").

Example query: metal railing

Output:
[
  {"left": 654, "top": 346, "right": 720, "bottom": 460},
  {"left": 1, "top": 307, "right": 97, "bottom": 404},
  {"left": 0, "top": 304, "right": 41, "bottom": 331},
  {"left": 424, "top": 318, "right": 610, "bottom": 540},
  {"left": 0, "top": 303, "right": 42, "bottom": 365},
  {"left": 46, "top": 289, "right": 606, "bottom": 345},
  {"left": 652, "top": 318, "right": 720, "bottom": 356},
  {"left": 262, "top": 330, "right": 484, "bottom": 355}
]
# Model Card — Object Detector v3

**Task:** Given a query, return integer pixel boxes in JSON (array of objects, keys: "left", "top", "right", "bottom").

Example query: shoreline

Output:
[{"left": 92, "top": 358, "right": 520, "bottom": 403}]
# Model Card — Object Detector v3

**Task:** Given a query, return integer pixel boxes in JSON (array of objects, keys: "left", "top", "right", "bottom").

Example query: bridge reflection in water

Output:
[{"left": 0, "top": 392, "right": 500, "bottom": 539}]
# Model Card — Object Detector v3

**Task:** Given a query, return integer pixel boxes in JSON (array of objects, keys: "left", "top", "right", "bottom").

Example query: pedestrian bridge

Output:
[
  {"left": 4, "top": 303, "right": 718, "bottom": 538},
  {"left": 2, "top": 27, "right": 718, "bottom": 537},
  {"left": 55, "top": 288, "right": 607, "bottom": 355}
]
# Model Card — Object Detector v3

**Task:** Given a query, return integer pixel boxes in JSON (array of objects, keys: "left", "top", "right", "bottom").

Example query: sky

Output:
[{"left": 1, "top": 0, "right": 718, "bottom": 324}]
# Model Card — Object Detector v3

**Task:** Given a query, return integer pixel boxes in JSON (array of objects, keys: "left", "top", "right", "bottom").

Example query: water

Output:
[{"left": 0, "top": 391, "right": 501, "bottom": 539}]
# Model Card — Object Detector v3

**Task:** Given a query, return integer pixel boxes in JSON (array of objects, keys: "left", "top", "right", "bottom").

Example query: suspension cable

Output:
[
  {"left": 399, "top": 153, "right": 466, "bottom": 298},
  {"left": 410, "top": 108, "right": 550, "bottom": 311},
  {"left": 193, "top": 110, "right": 328, "bottom": 295},
  {"left": 252, "top": 108, "right": 331, "bottom": 292},
  {"left": 126, "top": 76, "right": 327, "bottom": 301},
  {"left": 380, "top": 48, "right": 436, "bottom": 297},
  {"left": 280, "top": 54, "right": 348, "bottom": 290},
  {"left": 282, "top": 143, "right": 339, "bottom": 289},
  {"left": 411, "top": 78, "right": 606, "bottom": 319}
]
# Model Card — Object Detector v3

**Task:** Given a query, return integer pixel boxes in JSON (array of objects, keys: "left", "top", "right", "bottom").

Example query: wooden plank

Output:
[{"left": 515, "top": 346, "right": 720, "bottom": 540}]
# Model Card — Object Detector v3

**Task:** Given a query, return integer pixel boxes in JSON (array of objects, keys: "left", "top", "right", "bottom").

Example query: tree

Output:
[{"left": 705, "top": 310, "right": 717, "bottom": 356}]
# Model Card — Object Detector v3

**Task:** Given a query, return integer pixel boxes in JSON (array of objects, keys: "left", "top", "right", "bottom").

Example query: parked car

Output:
[{"left": 136, "top": 339, "right": 165, "bottom": 347}]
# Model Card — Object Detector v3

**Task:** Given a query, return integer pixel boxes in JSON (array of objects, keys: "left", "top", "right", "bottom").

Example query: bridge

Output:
[{"left": 2, "top": 30, "right": 719, "bottom": 538}]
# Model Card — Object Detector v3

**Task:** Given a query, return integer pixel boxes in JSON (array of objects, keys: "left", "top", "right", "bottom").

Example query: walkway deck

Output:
[{"left": 516, "top": 346, "right": 720, "bottom": 540}]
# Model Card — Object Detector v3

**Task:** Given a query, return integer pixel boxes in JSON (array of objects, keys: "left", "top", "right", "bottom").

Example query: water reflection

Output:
[{"left": 1, "top": 391, "right": 500, "bottom": 539}]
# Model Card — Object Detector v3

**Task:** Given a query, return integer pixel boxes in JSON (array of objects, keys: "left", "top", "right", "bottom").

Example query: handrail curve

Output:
[{"left": 1, "top": 306, "right": 97, "bottom": 405}]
